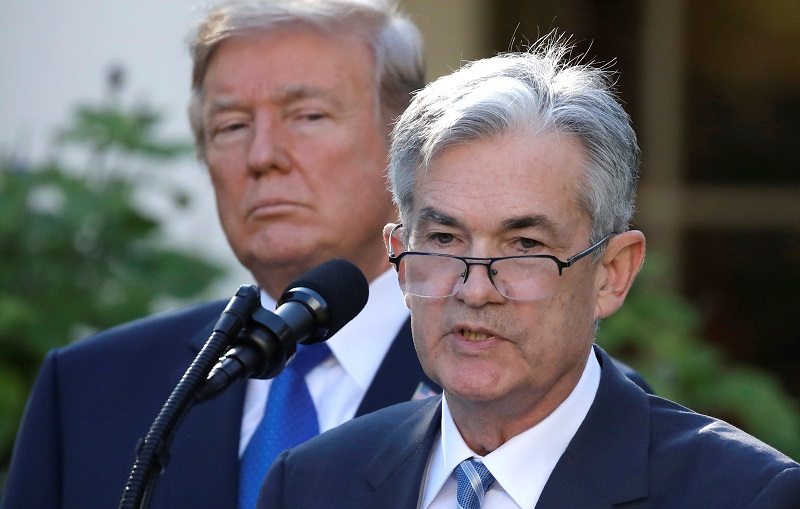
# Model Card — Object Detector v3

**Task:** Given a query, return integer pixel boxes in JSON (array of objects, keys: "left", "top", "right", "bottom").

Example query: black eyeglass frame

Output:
[{"left": 387, "top": 223, "right": 614, "bottom": 297}]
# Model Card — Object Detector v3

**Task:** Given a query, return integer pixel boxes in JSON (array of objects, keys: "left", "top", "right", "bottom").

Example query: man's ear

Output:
[
  {"left": 595, "top": 230, "right": 646, "bottom": 320},
  {"left": 383, "top": 223, "right": 402, "bottom": 256}
]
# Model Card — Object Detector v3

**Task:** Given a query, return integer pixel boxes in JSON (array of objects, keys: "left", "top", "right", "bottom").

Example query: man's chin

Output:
[
  {"left": 244, "top": 250, "right": 320, "bottom": 273},
  {"left": 240, "top": 229, "right": 323, "bottom": 262},
  {"left": 249, "top": 239, "right": 339, "bottom": 267},
  {"left": 439, "top": 367, "right": 508, "bottom": 404}
]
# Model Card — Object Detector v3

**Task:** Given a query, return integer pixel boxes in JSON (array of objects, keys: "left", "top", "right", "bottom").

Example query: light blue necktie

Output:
[
  {"left": 238, "top": 342, "right": 332, "bottom": 509},
  {"left": 455, "top": 459, "right": 496, "bottom": 509}
]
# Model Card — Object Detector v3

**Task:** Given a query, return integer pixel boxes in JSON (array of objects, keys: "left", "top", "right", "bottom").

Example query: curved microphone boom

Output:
[{"left": 196, "top": 258, "right": 369, "bottom": 402}]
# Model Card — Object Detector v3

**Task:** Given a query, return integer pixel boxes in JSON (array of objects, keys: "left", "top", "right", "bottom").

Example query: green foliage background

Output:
[{"left": 0, "top": 97, "right": 224, "bottom": 488}]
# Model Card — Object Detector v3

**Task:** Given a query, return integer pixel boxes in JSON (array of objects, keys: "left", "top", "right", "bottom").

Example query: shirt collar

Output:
[
  {"left": 423, "top": 348, "right": 601, "bottom": 509},
  {"left": 260, "top": 268, "right": 409, "bottom": 391}
]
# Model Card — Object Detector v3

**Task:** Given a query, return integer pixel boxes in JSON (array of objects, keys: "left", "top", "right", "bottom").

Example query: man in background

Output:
[
  {"left": 258, "top": 38, "right": 800, "bottom": 508},
  {"left": 2, "top": 2, "right": 434, "bottom": 508},
  {"left": 1, "top": 2, "right": 649, "bottom": 508}
]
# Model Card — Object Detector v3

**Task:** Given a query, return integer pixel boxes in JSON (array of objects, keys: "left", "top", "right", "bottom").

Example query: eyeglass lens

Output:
[{"left": 397, "top": 253, "right": 560, "bottom": 300}]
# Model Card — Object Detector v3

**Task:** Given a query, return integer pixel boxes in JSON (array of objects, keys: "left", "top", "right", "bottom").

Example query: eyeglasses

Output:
[{"left": 387, "top": 224, "right": 612, "bottom": 301}]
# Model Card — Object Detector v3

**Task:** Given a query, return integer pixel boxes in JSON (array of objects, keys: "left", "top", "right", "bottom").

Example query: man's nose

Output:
[
  {"left": 457, "top": 262, "right": 506, "bottom": 307},
  {"left": 247, "top": 115, "right": 291, "bottom": 175}
]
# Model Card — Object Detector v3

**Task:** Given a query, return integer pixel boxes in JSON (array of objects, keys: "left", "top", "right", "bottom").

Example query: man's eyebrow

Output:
[
  {"left": 415, "top": 207, "right": 463, "bottom": 229},
  {"left": 205, "top": 96, "right": 243, "bottom": 117},
  {"left": 204, "top": 85, "right": 341, "bottom": 116},
  {"left": 500, "top": 215, "right": 559, "bottom": 235},
  {"left": 275, "top": 84, "right": 347, "bottom": 111},
  {"left": 414, "top": 208, "right": 560, "bottom": 237},
  {"left": 276, "top": 84, "right": 330, "bottom": 103}
]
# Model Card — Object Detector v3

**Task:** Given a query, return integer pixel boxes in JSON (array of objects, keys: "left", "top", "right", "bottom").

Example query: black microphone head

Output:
[{"left": 281, "top": 258, "right": 369, "bottom": 340}]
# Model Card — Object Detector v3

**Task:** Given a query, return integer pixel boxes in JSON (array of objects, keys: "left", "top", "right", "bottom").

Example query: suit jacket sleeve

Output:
[
  {"left": 2, "top": 350, "right": 63, "bottom": 509},
  {"left": 1, "top": 300, "right": 242, "bottom": 509}
]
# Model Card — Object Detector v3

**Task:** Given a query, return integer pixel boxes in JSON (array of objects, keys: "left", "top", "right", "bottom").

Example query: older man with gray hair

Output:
[
  {"left": 258, "top": 38, "right": 800, "bottom": 508},
  {"left": 2, "top": 4, "right": 652, "bottom": 509}
]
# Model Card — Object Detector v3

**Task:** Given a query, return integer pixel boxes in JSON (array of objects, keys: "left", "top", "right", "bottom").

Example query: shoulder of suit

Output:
[
  {"left": 56, "top": 299, "right": 228, "bottom": 357},
  {"left": 647, "top": 395, "right": 799, "bottom": 473}
]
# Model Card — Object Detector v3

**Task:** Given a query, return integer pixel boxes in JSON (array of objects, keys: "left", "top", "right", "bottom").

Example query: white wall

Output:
[{"left": 0, "top": 0, "right": 252, "bottom": 296}]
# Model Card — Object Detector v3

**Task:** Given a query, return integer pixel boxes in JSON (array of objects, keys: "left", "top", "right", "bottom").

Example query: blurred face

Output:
[
  {"left": 404, "top": 132, "right": 605, "bottom": 421},
  {"left": 202, "top": 30, "right": 395, "bottom": 296}
]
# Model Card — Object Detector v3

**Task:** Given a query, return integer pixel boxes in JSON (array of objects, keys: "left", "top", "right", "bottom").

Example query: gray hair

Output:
[
  {"left": 187, "top": 0, "right": 424, "bottom": 160},
  {"left": 388, "top": 37, "right": 640, "bottom": 245}
]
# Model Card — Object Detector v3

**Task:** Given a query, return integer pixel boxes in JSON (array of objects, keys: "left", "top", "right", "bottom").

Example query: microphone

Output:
[{"left": 195, "top": 258, "right": 369, "bottom": 402}]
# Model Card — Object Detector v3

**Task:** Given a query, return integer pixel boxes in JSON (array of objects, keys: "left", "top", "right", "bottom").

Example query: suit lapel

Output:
[
  {"left": 364, "top": 397, "right": 443, "bottom": 509},
  {"left": 536, "top": 346, "right": 650, "bottom": 508},
  {"left": 356, "top": 317, "right": 441, "bottom": 417}
]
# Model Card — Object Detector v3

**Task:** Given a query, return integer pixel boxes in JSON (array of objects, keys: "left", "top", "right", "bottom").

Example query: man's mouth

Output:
[
  {"left": 248, "top": 199, "right": 305, "bottom": 218},
  {"left": 460, "top": 329, "right": 493, "bottom": 342}
]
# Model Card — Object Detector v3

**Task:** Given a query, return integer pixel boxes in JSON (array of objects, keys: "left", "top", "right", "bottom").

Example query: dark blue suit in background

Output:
[
  {"left": 260, "top": 346, "right": 800, "bottom": 509},
  {"left": 0, "top": 300, "right": 435, "bottom": 509}
]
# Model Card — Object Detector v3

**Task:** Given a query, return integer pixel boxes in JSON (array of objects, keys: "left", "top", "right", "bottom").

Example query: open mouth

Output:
[{"left": 460, "top": 329, "right": 493, "bottom": 342}]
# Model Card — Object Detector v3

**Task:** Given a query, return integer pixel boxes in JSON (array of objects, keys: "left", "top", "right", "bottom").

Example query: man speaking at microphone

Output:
[
  {"left": 1, "top": 2, "right": 649, "bottom": 508},
  {"left": 1, "top": 1, "right": 437, "bottom": 508}
]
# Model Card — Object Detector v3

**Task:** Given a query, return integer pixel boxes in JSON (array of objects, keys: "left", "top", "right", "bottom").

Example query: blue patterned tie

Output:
[
  {"left": 238, "top": 342, "right": 332, "bottom": 509},
  {"left": 455, "top": 459, "right": 496, "bottom": 509}
]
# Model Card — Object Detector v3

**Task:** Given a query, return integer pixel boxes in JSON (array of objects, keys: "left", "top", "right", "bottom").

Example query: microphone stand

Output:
[{"left": 118, "top": 285, "right": 261, "bottom": 509}]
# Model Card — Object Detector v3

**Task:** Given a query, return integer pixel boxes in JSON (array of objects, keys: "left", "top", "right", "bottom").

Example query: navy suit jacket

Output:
[
  {"left": 1, "top": 299, "right": 650, "bottom": 509},
  {"left": 0, "top": 299, "right": 436, "bottom": 509},
  {"left": 260, "top": 346, "right": 800, "bottom": 509}
]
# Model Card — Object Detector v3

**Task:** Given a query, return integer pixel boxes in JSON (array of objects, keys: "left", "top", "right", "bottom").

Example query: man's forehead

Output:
[
  {"left": 406, "top": 132, "right": 588, "bottom": 232},
  {"left": 205, "top": 82, "right": 334, "bottom": 103},
  {"left": 202, "top": 29, "right": 374, "bottom": 102}
]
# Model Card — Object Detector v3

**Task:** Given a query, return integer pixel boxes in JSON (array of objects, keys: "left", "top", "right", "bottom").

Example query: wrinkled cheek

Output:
[
  {"left": 544, "top": 288, "right": 579, "bottom": 322},
  {"left": 209, "top": 180, "right": 238, "bottom": 223},
  {"left": 407, "top": 295, "right": 434, "bottom": 335},
  {"left": 408, "top": 302, "right": 443, "bottom": 382},
  {"left": 215, "top": 195, "right": 242, "bottom": 234},
  {"left": 411, "top": 334, "right": 441, "bottom": 385},
  {"left": 410, "top": 317, "right": 432, "bottom": 365}
]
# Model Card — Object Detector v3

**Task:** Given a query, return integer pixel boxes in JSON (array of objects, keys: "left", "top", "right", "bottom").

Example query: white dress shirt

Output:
[
  {"left": 420, "top": 348, "right": 601, "bottom": 509},
  {"left": 238, "top": 268, "right": 409, "bottom": 456}
]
